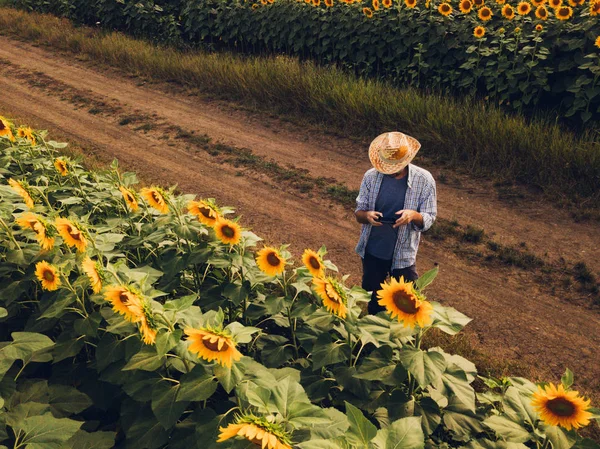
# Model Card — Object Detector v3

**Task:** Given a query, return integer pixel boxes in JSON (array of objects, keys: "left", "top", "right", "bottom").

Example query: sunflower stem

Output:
[{"left": 0, "top": 217, "right": 22, "bottom": 251}]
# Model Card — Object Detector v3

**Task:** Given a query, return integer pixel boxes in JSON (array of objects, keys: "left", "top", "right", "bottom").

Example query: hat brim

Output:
[{"left": 369, "top": 133, "right": 421, "bottom": 175}]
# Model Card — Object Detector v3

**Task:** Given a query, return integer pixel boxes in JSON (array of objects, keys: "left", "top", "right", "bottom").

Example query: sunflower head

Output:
[
  {"left": 119, "top": 186, "right": 139, "bottom": 212},
  {"left": 140, "top": 187, "right": 169, "bottom": 214},
  {"left": 591, "top": 0, "right": 600, "bottom": 15},
  {"left": 188, "top": 199, "right": 220, "bottom": 226},
  {"left": 256, "top": 246, "right": 287, "bottom": 276},
  {"left": 548, "top": 0, "right": 561, "bottom": 8},
  {"left": 405, "top": 0, "right": 417, "bottom": 7},
  {"left": 301, "top": 249, "right": 325, "bottom": 278},
  {"left": 555, "top": 4, "right": 572, "bottom": 17},
  {"left": 531, "top": 383, "right": 592, "bottom": 430},
  {"left": 139, "top": 302, "right": 158, "bottom": 345},
  {"left": 536, "top": 5, "right": 549, "bottom": 18},
  {"left": 54, "top": 159, "right": 69, "bottom": 177},
  {"left": 325, "top": 0, "right": 334, "bottom": 6},
  {"left": 535, "top": 23, "right": 543, "bottom": 31},
  {"left": 217, "top": 414, "right": 292, "bottom": 449},
  {"left": 17, "top": 126, "right": 36, "bottom": 145},
  {"left": 55, "top": 217, "right": 88, "bottom": 252},
  {"left": 495, "top": 0, "right": 506, "bottom": 4},
  {"left": 517, "top": 1, "right": 532, "bottom": 13},
  {"left": 214, "top": 217, "right": 242, "bottom": 246},
  {"left": 185, "top": 327, "right": 242, "bottom": 368},
  {"left": 474, "top": 25, "right": 486, "bottom": 38},
  {"left": 372, "top": 0, "right": 380, "bottom": 9},
  {"left": 502, "top": 4, "right": 515, "bottom": 18},
  {"left": 363, "top": 5, "right": 375, "bottom": 14},
  {"left": 460, "top": 0, "right": 473, "bottom": 13},
  {"left": 312, "top": 0, "right": 320, "bottom": 7},
  {"left": 514, "top": 26, "right": 521, "bottom": 33},
  {"left": 531, "top": 0, "right": 545, "bottom": 6},
  {"left": 567, "top": 0, "right": 583, "bottom": 6},
  {"left": 16, "top": 214, "right": 55, "bottom": 250},
  {"left": 104, "top": 285, "right": 145, "bottom": 323},
  {"left": 8, "top": 178, "right": 35, "bottom": 209},
  {"left": 35, "top": 261, "right": 61, "bottom": 291},
  {"left": 313, "top": 276, "right": 348, "bottom": 319},
  {"left": 377, "top": 276, "right": 433, "bottom": 328},
  {"left": 0, "top": 116, "right": 15, "bottom": 142},
  {"left": 596, "top": 36, "right": 600, "bottom": 49},
  {"left": 82, "top": 257, "right": 104, "bottom": 294},
  {"left": 478, "top": 5, "right": 492, "bottom": 18},
  {"left": 473, "top": 0, "right": 484, "bottom": 7},
  {"left": 382, "top": 0, "right": 392, "bottom": 7},
  {"left": 438, "top": 2, "right": 453, "bottom": 14}
]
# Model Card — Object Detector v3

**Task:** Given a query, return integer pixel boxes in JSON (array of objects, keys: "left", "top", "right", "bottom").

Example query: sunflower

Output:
[
  {"left": 567, "top": 0, "right": 583, "bottom": 6},
  {"left": 35, "top": 261, "right": 61, "bottom": 291},
  {"left": 478, "top": 5, "right": 492, "bottom": 18},
  {"left": 312, "top": 0, "right": 320, "bottom": 7},
  {"left": 517, "top": 1, "right": 532, "bottom": 12},
  {"left": 214, "top": 217, "right": 242, "bottom": 246},
  {"left": 473, "top": 0, "right": 484, "bottom": 7},
  {"left": 119, "top": 186, "right": 139, "bottom": 212},
  {"left": 16, "top": 213, "right": 55, "bottom": 250},
  {"left": 515, "top": 26, "right": 521, "bottom": 32},
  {"left": 0, "top": 116, "right": 15, "bottom": 141},
  {"left": 405, "top": 0, "right": 417, "bottom": 7},
  {"left": 535, "top": 23, "right": 543, "bottom": 30},
  {"left": 104, "top": 285, "right": 145, "bottom": 323},
  {"left": 55, "top": 217, "right": 87, "bottom": 252},
  {"left": 252, "top": 3, "right": 259, "bottom": 8},
  {"left": 531, "top": 383, "right": 592, "bottom": 431},
  {"left": 54, "top": 159, "right": 68, "bottom": 177},
  {"left": 377, "top": 276, "right": 433, "bottom": 328},
  {"left": 383, "top": 0, "right": 392, "bottom": 7},
  {"left": 137, "top": 300, "right": 157, "bottom": 345},
  {"left": 16, "top": 126, "right": 36, "bottom": 145},
  {"left": 8, "top": 178, "right": 34, "bottom": 209},
  {"left": 188, "top": 199, "right": 220, "bottom": 227},
  {"left": 548, "top": 0, "right": 561, "bottom": 8},
  {"left": 459, "top": 0, "right": 473, "bottom": 12},
  {"left": 596, "top": 36, "right": 600, "bottom": 48},
  {"left": 473, "top": 25, "right": 486, "bottom": 37},
  {"left": 256, "top": 246, "right": 286, "bottom": 276},
  {"left": 530, "top": 0, "right": 545, "bottom": 6},
  {"left": 302, "top": 249, "right": 325, "bottom": 278},
  {"left": 372, "top": 0, "right": 380, "bottom": 9},
  {"left": 591, "top": 0, "right": 600, "bottom": 15},
  {"left": 262, "top": 0, "right": 268, "bottom": 4},
  {"left": 502, "top": 4, "right": 515, "bottom": 18},
  {"left": 497, "top": 26, "right": 506, "bottom": 33},
  {"left": 325, "top": 0, "right": 334, "bottom": 6},
  {"left": 140, "top": 187, "right": 169, "bottom": 214},
  {"left": 363, "top": 6, "right": 375, "bottom": 14},
  {"left": 555, "top": 4, "right": 572, "bottom": 17},
  {"left": 438, "top": 2, "right": 453, "bottom": 14},
  {"left": 82, "top": 257, "right": 103, "bottom": 293},
  {"left": 185, "top": 327, "right": 242, "bottom": 368},
  {"left": 217, "top": 415, "right": 292, "bottom": 449},
  {"left": 312, "top": 276, "right": 348, "bottom": 319},
  {"left": 536, "top": 5, "right": 549, "bottom": 17},
  {"left": 496, "top": 0, "right": 506, "bottom": 4}
]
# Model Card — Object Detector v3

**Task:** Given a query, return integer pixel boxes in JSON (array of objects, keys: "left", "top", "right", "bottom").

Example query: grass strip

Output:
[{"left": 0, "top": 7, "right": 599, "bottom": 206}]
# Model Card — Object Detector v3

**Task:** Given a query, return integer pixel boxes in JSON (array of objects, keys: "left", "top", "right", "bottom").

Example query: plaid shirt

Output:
[{"left": 355, "top": 164, "right": 437, "bottom": 270}]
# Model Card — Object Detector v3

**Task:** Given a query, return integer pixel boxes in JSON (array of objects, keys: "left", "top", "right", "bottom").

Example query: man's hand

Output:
[
  {"left": 393, "top": 210, "right": 423, "bottom": 229},
  {"left": 355, "top": 210, "right": 383, "bottom": 226}
]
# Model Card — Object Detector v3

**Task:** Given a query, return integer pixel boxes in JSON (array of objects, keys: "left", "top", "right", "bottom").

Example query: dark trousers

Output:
[{"left": 361, "top": 253, "right": 419, "bottom": 315}]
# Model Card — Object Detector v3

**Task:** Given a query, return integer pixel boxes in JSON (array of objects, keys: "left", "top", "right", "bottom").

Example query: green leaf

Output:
[
  {"left": 345, "top": 401, "right": 377, "bottom": 447},
  {"left": 312, "top": 334, "right": 350, "bottom": 371},
  {"left": 124, "top": 406, "right": 169, "bottom": 449},
  {"left": 65, "top": 430, "right": 116, "bottom": 449},
  {"left": 414, "top": 267, "right": 438, "bottom": 291},
  {"left": 271, "top": 376, "right": 312, "bottom": 420},
  {"left": 152, "top": 381, "right": 189, "bottom": 430},
  {"left": 13, "top": 413, "right": 81, "bottom": 449},
  {"left": 214, "top": 358, "right": 248, "bottom": 393},
  {"left": 163, "top": 295, "right": 198, "bottom": 312},
  {"left": 561, "top": 368, "right": 574, "bottom": 390},
  {"left": 483, "top": 415, "right": 531, "bottom": 443},
  {"left": 178, "top": 365, "right": 218, "bottom": 402},
  {"left": 399, "top": 348, "right": 446, "bottom": 389},
  {"left": 297, "top": 440, "right": 344, "bottom": 449},
  {"left": 0, "top": 307, "right": 7, "bottom": 318},
  {"left": 544, "top": 425, "right": 577, "bottom": 449},
  {"left": 415, "top": 397, "right": 441, "bottom": 436},
  {"left": 0, "top": 332, "right": 54, "bottom": 379},
  {"left": 122, "top": 346, "right": 166, "bottom": 371},
  {"left": 355, "top": 346, "right": 396, "bottom": 383},
  {"left": 430, "top": 303, "right": 472, "bottom": 335},
  {"left": 372, "top": 416, "right": 424, "bottom": 449},
  {"left": 49, "top": 385, "right": 92, "bottom": 415},
  {"left": 155, "top": 329, "right": 183, "bottom": 357}
]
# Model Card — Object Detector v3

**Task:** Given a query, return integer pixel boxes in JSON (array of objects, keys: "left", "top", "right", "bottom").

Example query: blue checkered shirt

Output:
[{"left": 355, "top": 164, "right": 437, "bottom": 270}]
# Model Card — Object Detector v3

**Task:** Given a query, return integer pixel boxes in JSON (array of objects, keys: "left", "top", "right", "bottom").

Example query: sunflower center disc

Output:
[
  {"left": 151, "top": 192, "right": 161, "bottom": 203},
  {"left": 203, "top": 338, "right": 224, "bottom": 352},
  {"left": 0, "top": 123, "right": 6, "bottom": 131},
  {"left": 309, "top": 257, "right": 321, "bottom": 270},
  {"left": 392, "top": 291, "right": 418, "bottom": 314},
  {"left": 119, "top": 292, "right": 130, "bottom": 305},
  {"left": 43, "top": 270, "right": 54, "bottom": 281},
  {"left": 546, "top": 398, "right": 576, "bottom": 417},
  {"left": 199, "top": 206, "right": 212, "bottom": 218},
  {"left": 222, "top": 226, "right": 235, "bottom": 238},
  {"left": 267, "top": 252, "right": 280, "bottom": 267}
]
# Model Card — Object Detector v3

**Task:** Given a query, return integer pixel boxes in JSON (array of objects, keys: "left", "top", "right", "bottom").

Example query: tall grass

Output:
[{"left": 1, "top": 8, "right": 599, "bottom": 204}]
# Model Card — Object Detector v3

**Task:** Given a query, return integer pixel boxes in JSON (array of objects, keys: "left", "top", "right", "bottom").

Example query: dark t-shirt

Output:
[{"left": 365, "top": 174, "right": 408, "bottom": 260}]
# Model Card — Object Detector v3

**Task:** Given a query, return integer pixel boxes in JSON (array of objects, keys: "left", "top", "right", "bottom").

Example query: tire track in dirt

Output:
[{"left": 0, "top": 37, "right": 599, "bottom": 397}]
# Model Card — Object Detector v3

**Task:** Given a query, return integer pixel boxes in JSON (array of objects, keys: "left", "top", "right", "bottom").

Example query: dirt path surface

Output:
[{"left": 0, "top": 36, "right": 599, "bottom": 398}]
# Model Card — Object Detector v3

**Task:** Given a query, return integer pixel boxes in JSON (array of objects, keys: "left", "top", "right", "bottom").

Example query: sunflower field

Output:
[
  {"left": 1, "top": 116, "right": 599, "bottom": 449},
  {"left": 10, "top": 0, "right": 600, "bottom": 124}
]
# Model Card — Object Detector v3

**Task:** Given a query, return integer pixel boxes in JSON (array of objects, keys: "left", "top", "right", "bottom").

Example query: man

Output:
[{"left": 355, "top": 132, "right": 437, "bottom": 314}]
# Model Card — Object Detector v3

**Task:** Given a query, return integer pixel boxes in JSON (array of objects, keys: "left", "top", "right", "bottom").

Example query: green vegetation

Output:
[{"left": 0, "top": 8, "right": 599, "bottom": 206}]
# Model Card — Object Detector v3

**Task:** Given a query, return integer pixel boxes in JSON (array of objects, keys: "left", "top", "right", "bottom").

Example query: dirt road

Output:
[{"left": 0, "top": 36, "right": 598, "bottom": 398}]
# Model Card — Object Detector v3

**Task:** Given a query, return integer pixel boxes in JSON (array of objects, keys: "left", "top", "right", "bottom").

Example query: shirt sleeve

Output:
[
  {"left": 412, "top": 178, "right": 437, "bottom": 232},
  {"left": 355, "top": 172, "right": 371, "bottom": 212}
]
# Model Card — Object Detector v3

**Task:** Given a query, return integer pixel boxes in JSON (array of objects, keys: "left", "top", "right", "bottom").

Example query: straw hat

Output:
[{"left": 369, "top": 132, "right": 421, "bottom": 175}]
